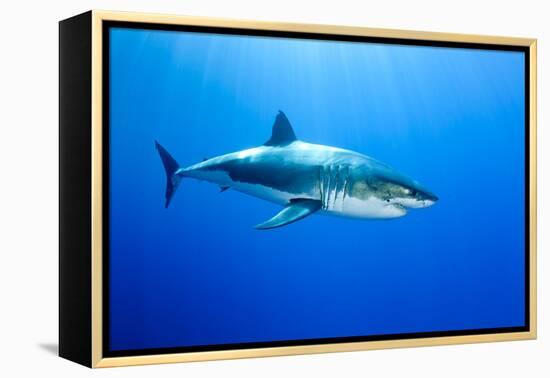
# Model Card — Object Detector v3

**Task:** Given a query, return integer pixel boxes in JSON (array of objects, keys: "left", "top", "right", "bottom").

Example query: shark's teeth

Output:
[{"left": 392, "top": 203, "right": 407, "bottom": 213}]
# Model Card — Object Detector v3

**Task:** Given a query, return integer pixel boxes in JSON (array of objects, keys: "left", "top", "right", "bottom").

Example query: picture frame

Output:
[{"left": 59, "top": 10, "right": 537, "bottom": 368}]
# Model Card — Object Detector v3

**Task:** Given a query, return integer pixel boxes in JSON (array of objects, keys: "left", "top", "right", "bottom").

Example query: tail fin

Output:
[{"left": 155, "top": 140, "right": 182, "bottom": 208}]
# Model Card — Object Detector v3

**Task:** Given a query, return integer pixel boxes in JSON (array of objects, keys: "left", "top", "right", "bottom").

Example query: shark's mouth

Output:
[{"left": 391, "top": 203, "right": 407, "bottom": 214}]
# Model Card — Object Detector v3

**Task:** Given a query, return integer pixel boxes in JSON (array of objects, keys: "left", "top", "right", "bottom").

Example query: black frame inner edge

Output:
[{"left": 101, "top": 20, "right": 531, "bottom": 358}]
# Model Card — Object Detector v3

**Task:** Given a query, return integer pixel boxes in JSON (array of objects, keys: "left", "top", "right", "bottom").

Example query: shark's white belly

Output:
[{"left": 323, "top": 196, "right": 406, "bottom": 219}]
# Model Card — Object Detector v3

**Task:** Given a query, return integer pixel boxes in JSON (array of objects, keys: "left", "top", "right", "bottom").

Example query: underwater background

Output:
[{"left": 108, "top": 27, "right": 526, "bottom": 351}]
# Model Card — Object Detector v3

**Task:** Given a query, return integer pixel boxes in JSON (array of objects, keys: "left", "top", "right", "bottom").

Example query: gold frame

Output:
[{"left": 89, "top": 10, "right": 537, "bottom": 368}]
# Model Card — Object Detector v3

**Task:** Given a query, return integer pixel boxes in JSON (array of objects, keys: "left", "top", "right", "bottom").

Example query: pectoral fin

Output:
[{"left": 254, "top": 199, "right": 322, "bottom": 230}]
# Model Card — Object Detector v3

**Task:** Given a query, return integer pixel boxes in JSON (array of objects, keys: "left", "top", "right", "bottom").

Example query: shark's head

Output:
[
  {"left": 345, "top": 161, "right": 438, "bottom": 218},
  {"left": 375, "top": 175, "right": 439, "bottom": 209}
]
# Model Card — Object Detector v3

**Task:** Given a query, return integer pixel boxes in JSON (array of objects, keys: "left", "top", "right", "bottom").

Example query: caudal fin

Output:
[{"left": 155, "top": 141, "right": 182, "bottom": 208}]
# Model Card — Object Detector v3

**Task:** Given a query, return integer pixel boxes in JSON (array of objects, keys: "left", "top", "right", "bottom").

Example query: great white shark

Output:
[{"left": 156, "top": 111, "right": 438, "bottom": 230}]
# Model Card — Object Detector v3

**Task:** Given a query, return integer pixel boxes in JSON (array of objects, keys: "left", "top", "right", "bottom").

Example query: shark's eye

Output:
[{"left": 386, "top": 199, "right": 390, "bottom": 203}]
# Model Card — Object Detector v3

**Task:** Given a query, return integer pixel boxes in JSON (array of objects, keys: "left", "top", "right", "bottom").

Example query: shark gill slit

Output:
[
  {"left": 332, "top": 166, "right": 339, "bottom": 208},
  {"left": 342, "top": 166, "right": 349, "bottom": 204},
  {"left": 324, "top": 166, "right": 330, "bottom": 207},
  {"left": 337, "top": 165, "right": 349, "bottom": 211},
  {"left": 318, "top": 166, "right": 325, "bottom": 209},
  {"left": 334, "top": 165, "right": 349, "bottom": 211},
  {"left": 326, "top": 165, "right": 332, "bottom": 210}
]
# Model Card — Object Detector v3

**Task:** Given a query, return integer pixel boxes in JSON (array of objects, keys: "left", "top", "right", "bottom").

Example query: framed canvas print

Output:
[{"left": 59, "top": 10, "right": 537, "bottom": 368}]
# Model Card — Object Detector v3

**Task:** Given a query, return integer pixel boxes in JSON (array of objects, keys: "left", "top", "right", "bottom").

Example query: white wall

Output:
[{"left": 0, "top": 0, "right": 546, "bottom": 376}]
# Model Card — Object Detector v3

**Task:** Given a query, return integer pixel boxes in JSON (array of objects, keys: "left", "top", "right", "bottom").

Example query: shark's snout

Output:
[
  {"left": 420, "top": 198, "right": 437, "bottom": 208},
  {"left": 414, "top": 191, "right": 438, "bottom": 208},
  {"left": 390, "top": 187, "right": 438, "bottom": 209}
]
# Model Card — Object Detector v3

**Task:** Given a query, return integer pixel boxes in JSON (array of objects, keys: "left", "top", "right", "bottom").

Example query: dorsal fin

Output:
[{"left": 264, "top": 111, "right": 297, "bottom": 146}]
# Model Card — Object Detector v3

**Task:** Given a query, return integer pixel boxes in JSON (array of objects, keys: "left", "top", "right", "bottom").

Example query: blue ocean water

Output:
[{"left": 108, "top": 27, "right": 526, "bottom": 351}]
